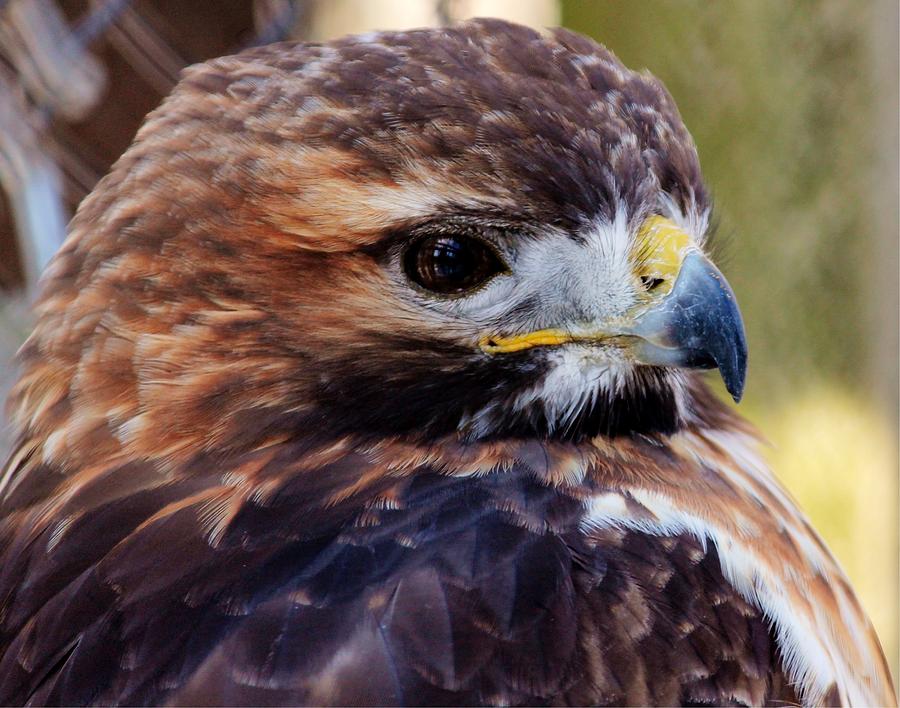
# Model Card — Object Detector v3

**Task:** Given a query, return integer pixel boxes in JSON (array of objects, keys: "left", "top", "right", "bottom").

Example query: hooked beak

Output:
[
  {"left": 479, "top": 250, "right": 748, "bottom": 402},
  {"left": 625, "top": 250, "right": 747, "bottom": 401}
]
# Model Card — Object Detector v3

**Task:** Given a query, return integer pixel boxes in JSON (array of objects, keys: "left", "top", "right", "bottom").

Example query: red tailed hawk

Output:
[{"left": 0, "top": 18, "right": 894, "bottom": 707}]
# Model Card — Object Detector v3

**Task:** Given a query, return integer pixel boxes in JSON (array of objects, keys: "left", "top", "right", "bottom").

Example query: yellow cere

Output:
[{"left": 633, "top": 215, "right": 694, "bottom": 297}]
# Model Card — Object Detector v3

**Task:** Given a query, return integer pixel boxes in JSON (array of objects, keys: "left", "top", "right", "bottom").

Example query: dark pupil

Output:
[
  {"left": 406, "top": 235, "right": 502, "bottom": 294},
  {"left": 429, "top": 239, "right": 468, "bottom": 281}
]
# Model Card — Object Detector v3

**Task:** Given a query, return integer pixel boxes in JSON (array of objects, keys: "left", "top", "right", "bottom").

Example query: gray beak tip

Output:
[
  {"left": 723, "top": 352, "right": 747, "bottom": 403},
  {"left": 718, "top": 315, "right": 748, "bottom": 404}
]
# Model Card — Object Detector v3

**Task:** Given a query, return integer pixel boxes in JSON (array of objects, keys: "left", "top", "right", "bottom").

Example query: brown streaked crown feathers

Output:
[{"left": 0, "top": 18, "right": 894, "bottom": 707}]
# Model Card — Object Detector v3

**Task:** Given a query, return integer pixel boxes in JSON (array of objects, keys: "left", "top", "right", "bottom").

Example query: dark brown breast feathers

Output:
[{"left": 0, "top": 459, "right": 798, "bottom": 706}]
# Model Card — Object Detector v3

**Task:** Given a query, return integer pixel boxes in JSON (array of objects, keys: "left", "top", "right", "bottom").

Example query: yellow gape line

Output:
[
  {"left": 633, "top": 215, "right": 694, "bottom": 297},
  {"left": 479, "top": 329, "right": 579, "bottom": 354}
]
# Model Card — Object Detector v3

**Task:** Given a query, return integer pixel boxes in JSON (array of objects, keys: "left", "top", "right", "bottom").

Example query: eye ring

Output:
[{"left": 403, "top": 233, "right": 508, "bottom": 295}]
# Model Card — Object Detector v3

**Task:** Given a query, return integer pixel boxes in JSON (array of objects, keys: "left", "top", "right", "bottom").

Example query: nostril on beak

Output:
[{"left": 640, "top": 275, "right": 666, "bottom": 292}]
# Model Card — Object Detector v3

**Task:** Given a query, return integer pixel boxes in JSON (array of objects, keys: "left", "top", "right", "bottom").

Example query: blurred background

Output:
[{"left": 0, "top": 0, "right": 897, "bottom": 686}]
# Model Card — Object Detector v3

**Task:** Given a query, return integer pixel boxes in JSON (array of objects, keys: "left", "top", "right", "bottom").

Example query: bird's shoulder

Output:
[{"left": 0, "top": 435, "right": 809, "bottom": 706}]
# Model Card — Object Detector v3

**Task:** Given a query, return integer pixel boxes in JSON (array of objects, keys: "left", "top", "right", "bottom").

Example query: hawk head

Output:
[
  {"left": 4, "top": 23, "right": 896, "bottom": 708},
  {"left": 20, "top": 19, "right": 746, "bottom": 463}
]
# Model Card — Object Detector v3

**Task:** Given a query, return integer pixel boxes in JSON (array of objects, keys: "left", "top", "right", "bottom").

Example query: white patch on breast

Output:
[{"left": 579, "top": 433, "right": 891, "bottom": 707}]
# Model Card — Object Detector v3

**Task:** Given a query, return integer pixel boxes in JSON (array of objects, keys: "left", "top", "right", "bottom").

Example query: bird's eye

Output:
[{"left": 404, "top": 234, "right": 506, "bottom": 294}]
